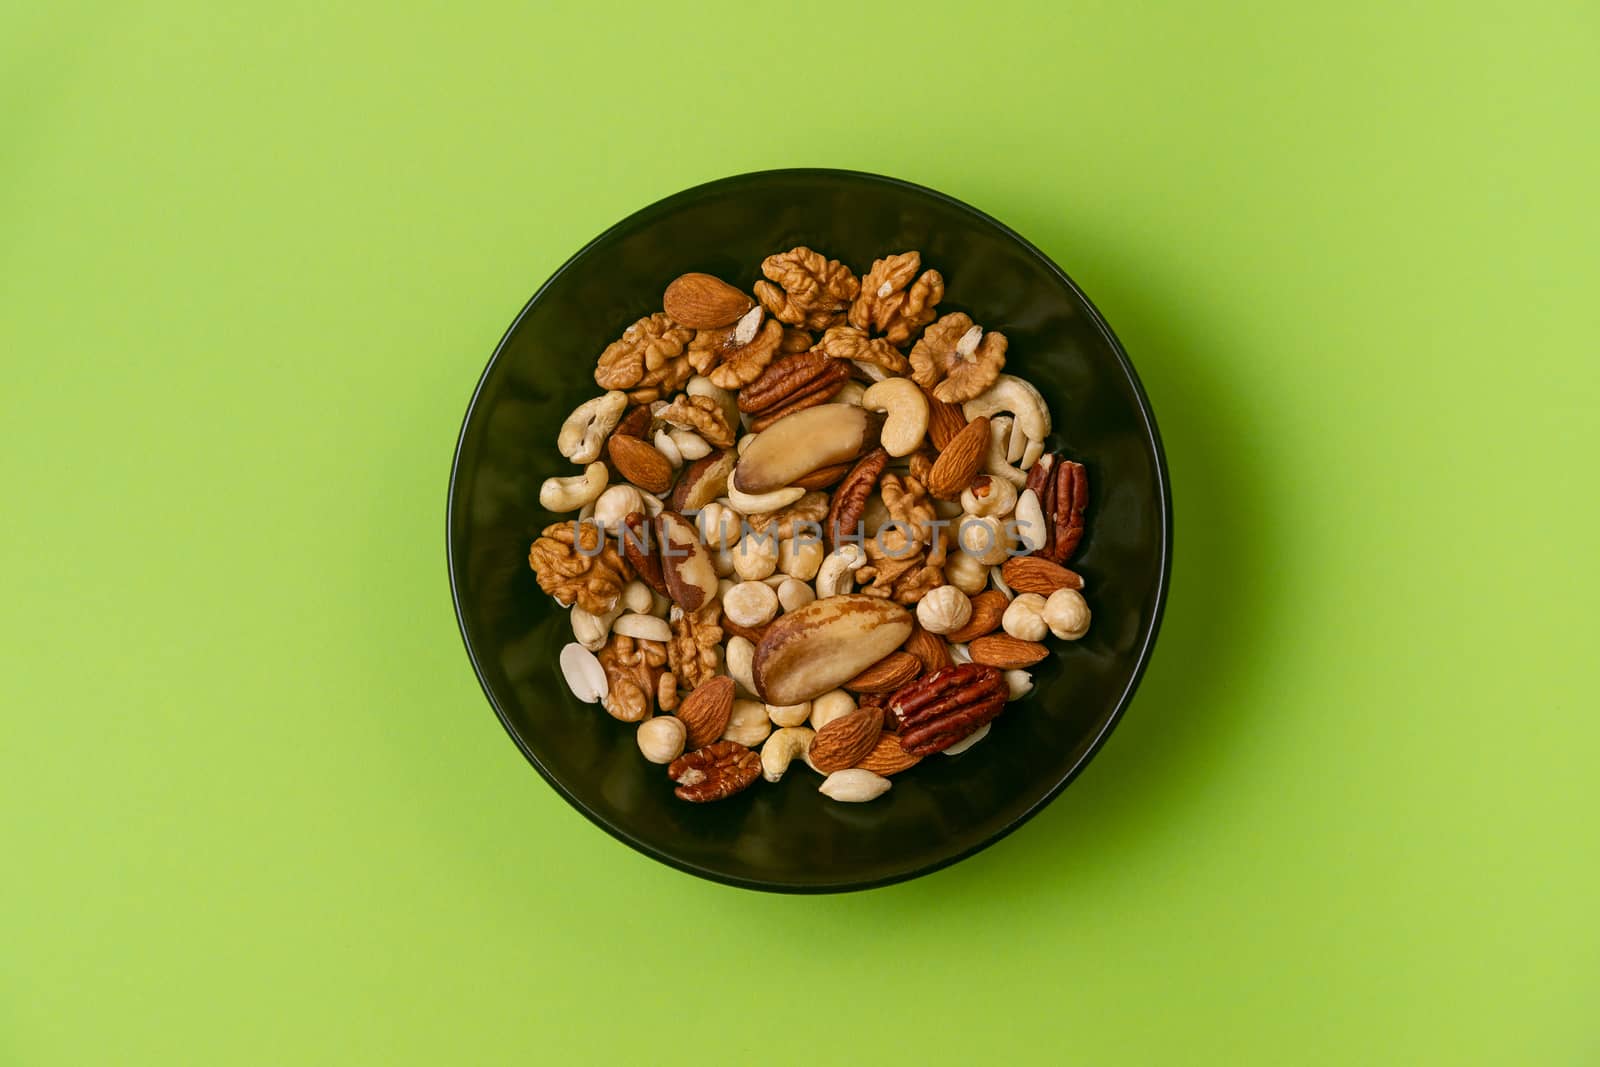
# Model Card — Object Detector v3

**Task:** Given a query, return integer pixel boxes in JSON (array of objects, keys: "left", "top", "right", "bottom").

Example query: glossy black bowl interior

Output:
[{"left": 448, "top": 169, "right": 1170, "bottom": 892}]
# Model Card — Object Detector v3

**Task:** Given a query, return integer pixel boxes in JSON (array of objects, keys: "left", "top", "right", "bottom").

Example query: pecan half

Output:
[
  {"left": 737, "top": 350, "right": 851, "bottom": 429},
  {"left": 888, "top": 664, "right": 1008, "bottom": 757},
  {"left": 668, "top": 740, "right": 761, "bottom": 802},
  {"left": 813, "top": 325, "right": 911, "bottom": 377},
  {"left": 848, "top": 251, "right": 944, "bottom": 346},
  {"left": 753, "top": 247, "right": 859, "bottom": 331},
  {"left": 1024, "top": 453, "right": 1090, "bottom": 564},
  {"left": 825, "top": 447, "right": 889, "bottom": 549}
]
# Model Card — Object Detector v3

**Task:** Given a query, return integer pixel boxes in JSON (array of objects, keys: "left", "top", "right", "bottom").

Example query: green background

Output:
[{"left": 4, "top": 2, "right": 1596, "bottom": 1063}]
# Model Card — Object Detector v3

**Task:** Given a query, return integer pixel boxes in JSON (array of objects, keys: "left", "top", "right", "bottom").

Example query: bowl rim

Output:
[{"left": 446, "top": 167, "right": 1173, "bottom": 893}]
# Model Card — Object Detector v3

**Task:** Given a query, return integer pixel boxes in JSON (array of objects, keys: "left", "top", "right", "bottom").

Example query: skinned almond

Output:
[
  {"left": 751, "top": 594, "right": 913, "bottom": 706},
  {"left": 854, "top": 731, "right": 922, "bottom": 776},
  {"left": 808, "top": 705, "right": 885, "bottom": 773},
  {"left": 943, "top": 589, "right": 1008, "bottom": 643},
  {"left": 968, "top": 633, "right": 1049, "bottom": 668},
  {"left": 663, "top": 273, "right": 754, "bottom": 329},
  {"left": 926, "top": 415, "right": 989, "bottom": 499},
  {"left": 675, "top": 675, "right": 734, "bottom": 748},
  {"left": 843, "top": 651, "right": 922, "bottom": 694},
  {"left": 1000, "top": 556, "right": 1085, "bottom": 596},
  {"left": 609, "top": 434, "right": 675, "bottom": 496}
]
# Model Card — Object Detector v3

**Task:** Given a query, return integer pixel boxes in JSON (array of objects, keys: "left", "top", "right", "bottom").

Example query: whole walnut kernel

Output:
[
  {"left": 754, "top": 247, "right": 860, "bottom": 331},
  {"left": 669, "top": 601, "right": 724, "bottom": 691},
  {"left": 687, "top": 316, "right": 784, "bottom": 390},
  {"left": 594, "top": 312, "right": 694, "bottom": 403},
  {"left": 528, "top": 520, "right": 632, "bottom": 616},
  {"left": 656, "top": 393, "right": 736, "bottom": 449},
  {"left": 856, "top": 474, "right": 947, "bottom": 605},
  {"left": 849, "top": 251, "right": 944, "bottom": 346},
  {"left": 596, "top": 634, "right": 669, "bottom": 723},
  {"left": 909, "top": 312, "right": 1007, "bottom": 404}
]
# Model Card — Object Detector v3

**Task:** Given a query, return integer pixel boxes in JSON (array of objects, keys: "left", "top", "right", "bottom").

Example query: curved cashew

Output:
[
  {"left": 963, "top": 374, "right": 1051, "bottom": 449},
  {"left": 815, "top": 544, "right": 865, "bottom": 598},
  {"left": 1002, "top": 593, "right": 1049, "bottom": 641},
  {"left": 983, "top": 416, "right": 1028, "bottom": 488},
  {"left": 765, "top": 702, "right": 812, "bottom": 728},
  {"left": 670, "top": 429, "right": 712, "bottom": 461},
  {"left": 557, "top": 392, "right": 628, "bottom": 464},
  {"left": 621, "top": 580, "right": 654, "bottom": 615},
  {"left": 1012, "top": 489, "right": 1048, "bottom": 552},
  {"left": 636, "top": 716, "right": 686, "bottom": 764},
  {"left": 653, "top": 428, "right": 684, "bottom": 468},
  {"left": 861, "top": 378, "right": 931, "bottom": 457},
  {"left": 540, "top": 462, "right": 608, "bottom": 512},
  {"left": 727, "top": 482, "right": 805, "bottom": 515},
  {"left": 834, "top": 380, "right": 867, "bottom": 407},
  {"left": 570, "top": 602, "right": 622, "bottom": 651},
  {"left": 761, "top": 726, "right": 815, "bottom": 782},
  {"left": 1043, "top": 588, "right": 1091, "bottom": 640},
  {"left": 989, "top": 564, "right": 1015, "bottom": 600}
]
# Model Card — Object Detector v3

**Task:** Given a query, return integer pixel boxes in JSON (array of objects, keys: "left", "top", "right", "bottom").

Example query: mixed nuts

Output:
[{"left": 531, "top": 247, "right": 1094, "bottom": 804}]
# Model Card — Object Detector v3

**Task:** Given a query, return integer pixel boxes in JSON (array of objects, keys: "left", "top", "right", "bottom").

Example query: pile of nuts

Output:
[{"left": 532, "top": 248, "right": 1092, "bottom": 804}]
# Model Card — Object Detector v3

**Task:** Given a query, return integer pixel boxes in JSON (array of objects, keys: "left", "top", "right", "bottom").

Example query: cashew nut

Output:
[
  {"left": 760, "top": 726, "right": 815, "bottom": 782},
  {"left": 815, "top": 544, "right": 865, "bottom": 598},
  {"left": 960, "top": 475, "right": 1018, "bottom": 519},
  {"left": 1003, "top": 669, "right": 1034, "bottom": 701},
  {"left": 724, "top": 636, "right": 757, "bottom": 695},
  {"left": 636, "top": 490, "right": 666, "bottom": 518},
  {"left": 539, "top": 462, "right": 608, "bottom": 512},
  {"left": 557, "top": 391, "right": 628, "bottom": 464},
  {"left": 941, "top": 722, "right": 990, "bottom": 755},
  {"left": 810, "top": 689, "right": 856, "bottom": 730},
  {"left": 723, "top": 581, "right": 779, "bottom": 628},
  {"left": 834, "top": 380, "right": 867, "bottom": 407},
  {"left": 731, "top": 531, "right": 779, "bottom": 581},
  {"left": 819, "top": 768, "right": 891, "bottom": 802},
  {"left": 1042, "top": 588, "right": 1091, "bottom": 640},
  {"left": 611, "top": 612, "right": 673, "bottom": 644},
  {"left": 983, "top": 415, "right": 1028, "bottom": 488},
  {"left": 943, "top": 550, "right": 989, "bottom": 595},
  {"left": 653, "top": 428, "right": 684, "bottom": 468},
  {"left": 776, "top": 577, "right": 815, "bottom": 613},
  {"left": 948, "top": 642, "right": 973, "bottom": 665},
  {"left": 1012, "top": 489, "right": 1048, "bottom": 553},
  {"left": 860, "top": 377, "right": 931, "bottom": 457},
  {"left": 723, "top": 698, "right": 772, "bottom": 747},
  {"left": 765, "top": 702, "right": 812, "bottom": 728},
  {"left": 727, "top": 482, "right": 805, "bottom": 515},
  {"left": 963, "top": 374, "right": 1051, "bottom": 453},
  {"left": 669, "top": 429, "right": 712, "bottom": 461},
  {"left": 636, "top": 716, "right": 686, "bottom": 764},
  {"left": 621, "top": 580, "right": 653, "bottom": 615},
  {"left": 592, "top": 484, "right": 643, "bottom": 530},
  {"left": 570, "top": 603, "right": 621, "bottom": 651},
  {"left": 1002, "top": 593, "right": 1049, "bottom": 641},
  {"left": 917, "top": 585, "right": 973, "bottom": 635}
]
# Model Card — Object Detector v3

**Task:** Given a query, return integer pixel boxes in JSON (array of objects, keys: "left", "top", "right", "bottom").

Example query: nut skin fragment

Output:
[
  {"left": 888, "top": 663, "right": 1009, "bottom": 757},
  {"left": 668, "top": 740, "right": 762, "bottom": 802},
  {"left": 657, "top": 394, "right": 736, "bottom": 449},
  {"left": 848, "top": 251, "right": 944, "bottom": 347},
  {"left": 909, "top": 313, "right": 1007, "bottom": 404},
  {"left": 662, "top": 272, "right": 754, "bottom": 329},
  {"left": 753, "top": 247, "right": 860, "bottom": 331},
  {"left": 825, "top": 447, "right": 889, "bottom": 550},
  {"left": 528, "top": 520, "right": 631, "bottom": 616},
  {"left": 813, "top": 325, "right": 910, "bottom": 376},
  {"left": 594, "top": 312, "right": 694, "bottom": 403}
]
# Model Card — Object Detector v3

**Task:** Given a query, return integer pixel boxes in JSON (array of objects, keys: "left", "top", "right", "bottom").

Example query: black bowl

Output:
[{"left": 448, "top": 169, "right": 1171, "bottom": 892}]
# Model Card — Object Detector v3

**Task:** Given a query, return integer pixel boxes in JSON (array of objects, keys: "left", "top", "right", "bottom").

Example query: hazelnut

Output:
[
  {"left": 956, "top": 514, "right": 1011, "bottom": 566},
  {"left": 943, "top": 549, "right": 989, "bottom": 594},
  {"left": 731, "top": 531, "right": 779, "bottom": 580},
  {"left": 959, "top": 476, "right": 1017, "bottom": 519},
  {"left": 916, "top": 585, "right": 973, "bottom": 635},
  {"left": 724, "top": 581, "right": 779, "bottom": 629},
  {"left": 1001, "top": 593, "right": 1049, "bottom": 641},
  {"left": 592, "top": 484, "right": 644, "bottom": 529},
  {"left": 636, "top": 716, "right": 686, "bottom": 764},
  {"left": 1042, "top": 588, "right": 1091, "bottom": 640}
]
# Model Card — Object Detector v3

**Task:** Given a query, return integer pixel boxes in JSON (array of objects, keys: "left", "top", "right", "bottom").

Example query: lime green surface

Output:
[{"left": 4, "top": 3, "right": 1597, "bottom": 1064}]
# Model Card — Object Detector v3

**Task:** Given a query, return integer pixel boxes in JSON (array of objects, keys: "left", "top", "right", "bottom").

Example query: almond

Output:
[
  {"left": 663, "top": 273, "right": 754, "bottom": 329},
  {"left": 1000, "top": 556, "right": 1085, "bottom": 596},
  {"left": 925, "top": 389, "right": 968, "bottom": 450},
  {"left": 808, "top": 705, "right": 885, "bottom": 773},
  {"left": 902, "top": 624, "right": 953, "bottom": 676},
  {"left": 926, "top": 415, "right": 989, "bottom": 499},
  {"left": 843, "top": 651, "right": 922, "bottom": 694},
  {"left": 968, "top": 633, "right": 1048, "bottom": 669},
  {"left": 674, "top": 675, "right": 734, "bottom": 748},
  {"left": 854, "top": 732, "right": 922, "bottom": 776},
  {"left": 943, "top": 589, "right": 1008, "bottom": 643},
  {"left": 608, "top": 434, "right": 675, "bottom": 495}
]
